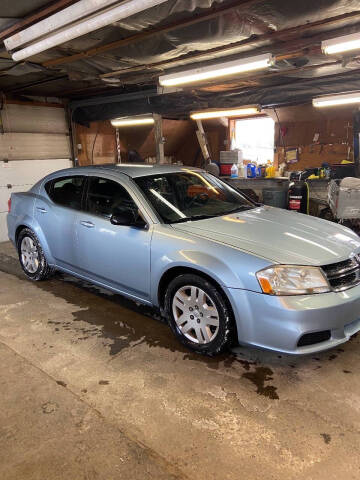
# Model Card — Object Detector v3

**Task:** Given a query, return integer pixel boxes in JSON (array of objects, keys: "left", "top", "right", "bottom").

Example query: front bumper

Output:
[{"left": 225, "top": 283, "right": 360, "bottom": 354}]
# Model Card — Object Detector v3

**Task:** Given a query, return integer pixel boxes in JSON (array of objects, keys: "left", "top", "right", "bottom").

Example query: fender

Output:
[
  {"left": 150, "top": 254, "right": 236, "bottom": 306},
  {"left": 149, "top": 225, "right": 270, "bottom": 307}
]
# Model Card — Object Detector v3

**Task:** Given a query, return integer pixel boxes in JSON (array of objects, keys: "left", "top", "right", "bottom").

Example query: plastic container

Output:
[
  {"left": 288, "top": 181, "right": 309, "bottom": 213},
  {"left": 263, "top": 188, "right": 287, "bottom": 209},
  {"left": 220, "top": 163, "right": 233, "bottom": 176},
  {"left": 220, "top": 150, "right": 243, "bottom": 164},
  {"left": 230, "top": 164, "right": 239, "bottom": 178},
  {"left": 247, "top": 163, "right": 257, "bottom": 178},
  {"left": 266, "top": 165, "right": 276, "bottom": 178}
]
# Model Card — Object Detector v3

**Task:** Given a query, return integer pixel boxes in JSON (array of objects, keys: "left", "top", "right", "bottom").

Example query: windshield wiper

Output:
[
  {"left": 221, "top": 205, "right": 255, "bottom": 215},
  {"left": 168, "top": 208, "right": 254, "bottom": 224},
  {"left": 168, "top": 214, "right": 216, "bottom": 224}
]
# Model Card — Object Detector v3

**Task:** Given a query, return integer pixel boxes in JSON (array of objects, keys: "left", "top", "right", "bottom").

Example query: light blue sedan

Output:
[{"left": 7, "top": 164, "right": 360, "bottom": 355}]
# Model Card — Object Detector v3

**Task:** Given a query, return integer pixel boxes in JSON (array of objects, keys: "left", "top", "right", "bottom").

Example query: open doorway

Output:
[{"left": 235, "top": 116, "right": 275, "bottom": 164}]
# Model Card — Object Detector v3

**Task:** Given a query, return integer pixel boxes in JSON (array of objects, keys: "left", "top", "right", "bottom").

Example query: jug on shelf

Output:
[{"left": 247, "top": 163, "right": 257, "bottom": 178}]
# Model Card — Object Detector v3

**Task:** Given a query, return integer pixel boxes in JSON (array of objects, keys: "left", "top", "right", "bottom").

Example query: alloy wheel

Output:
[
  {"left": 21, "top": 236, "right": 39, "bottom": 274},
  {"left": 172, "top": 285, "right": 220, "bottom": 344}
]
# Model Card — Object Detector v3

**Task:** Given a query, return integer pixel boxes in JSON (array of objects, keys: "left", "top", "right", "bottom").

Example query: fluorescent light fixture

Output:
[
  {"left": 159, "top": 54, "right": 273, "bottom": 87},
  {"left": 111, "top": 116, "right": 155, "bottom": 127},
  {"left": 190, "top": 106, "right": 260, "bottom": 120},
  {"left": 322, "top": 32, "right": 360, "bottom": 55},
  {"left": 4, "top": 0, "right": 119, "bottom": 51},
  {"left": 313, "top": 91, "right": 360, "bottom": 107},
  {"left": 10, "top": 0, "right": 168, "bottom": 61}
]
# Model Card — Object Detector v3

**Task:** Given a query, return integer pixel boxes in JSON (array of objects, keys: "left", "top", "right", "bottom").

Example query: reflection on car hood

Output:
[{"left": 172, "top": 206, "right": 360, "bottom": 265}]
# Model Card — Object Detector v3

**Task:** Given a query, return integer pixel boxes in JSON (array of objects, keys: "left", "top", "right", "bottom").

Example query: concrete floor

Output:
[{"left": 0, "top": 241, "right": 360, "bottom": 480}]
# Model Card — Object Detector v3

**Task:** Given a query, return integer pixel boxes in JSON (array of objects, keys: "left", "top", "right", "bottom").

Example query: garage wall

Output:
[
  {"left": 74, "top": 118, "right": 227, "bottom": 167},
  {"left": 76, "top": 121, "right": 116, "bottom": 165},
  {"left": 75, "top": 119, "right": 198, "bottom": 165},
  {"left": 75, "top": 105, "right": 354, "bottom": 174},
  {"left": 265, "top": 105, "right": 354, "bottom": 171},
  {"left": 0, "top": 102, "right": 72, "bottom": 242}
]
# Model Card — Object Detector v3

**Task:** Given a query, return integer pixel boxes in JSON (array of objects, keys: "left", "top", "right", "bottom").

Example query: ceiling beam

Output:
[
  {"left": 0, "top": 0, "right": 78, "bottom": 42},
  {"left": 42, "top": 0, "right": 264, "bottom": 67},
  {"left": 3, "top": 74, "right": 68, "bottom": 93}
]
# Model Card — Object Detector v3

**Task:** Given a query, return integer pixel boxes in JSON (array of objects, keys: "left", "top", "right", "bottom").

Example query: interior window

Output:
[
  {"left": 86, "top": 177, "right": 137, "bottom": 218},
  {"left": 47, "top": 176, "right": 85, "bottom": 210},
  {"left": 235, "top": 117, "right": 275, "bottom": 164}
]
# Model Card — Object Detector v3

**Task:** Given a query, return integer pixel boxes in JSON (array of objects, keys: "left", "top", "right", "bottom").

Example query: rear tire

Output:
[
  {"left": 165, "top": 273, "right": 234, "bottom": 356},
  {"left": 17, "top": 228, "right": 53, "bottom": 281}
]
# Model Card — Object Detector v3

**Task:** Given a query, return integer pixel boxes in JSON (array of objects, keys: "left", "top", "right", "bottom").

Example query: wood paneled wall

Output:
[
  {"left": 76, "top": 121, "right": 116, "bottom": 166},
  {"left": 74, "top": 118, "right": 226, "bottom": 166},
  {"left": 265, "top": 104, "right": 354, "bottom": 171},
  {"left": 74, "top": 103, "right": 354, "bottom": 172}
]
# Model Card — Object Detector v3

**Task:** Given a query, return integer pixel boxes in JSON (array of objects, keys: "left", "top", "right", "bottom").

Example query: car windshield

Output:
[{"left": 134, "top": 170, "right": 255, "bottom": 224}]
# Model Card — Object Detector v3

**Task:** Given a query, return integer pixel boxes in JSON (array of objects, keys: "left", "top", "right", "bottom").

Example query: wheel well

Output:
[
  {"left": 158, "top": 266, "right": 233, "bottom": 313},
  {"left": 158, "top": 266, "right": 238, "bottom": 343},
  {"left": 15, "top": 225, "right": 28, "bottom": 244}
]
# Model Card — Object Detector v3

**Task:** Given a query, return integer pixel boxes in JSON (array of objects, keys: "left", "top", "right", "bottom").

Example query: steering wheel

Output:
[{"left": 187, "top": 192, "right": 209, "bottom": 208}]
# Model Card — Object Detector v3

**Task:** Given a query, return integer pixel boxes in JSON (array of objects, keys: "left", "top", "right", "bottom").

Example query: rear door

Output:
[
  {"left": 0, "top": 160, "right": 72, "bottom": 242},
  {"left": 74, "top": 175, "right": 152, "bottom": 302},
  {"left": 34, "top": 175, "right": 86, "bottom": 268}
]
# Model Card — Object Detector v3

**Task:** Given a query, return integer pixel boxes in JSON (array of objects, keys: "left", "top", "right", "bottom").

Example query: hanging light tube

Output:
[
  {"left": 110, "top": 116, "right": 155, "bottom": 127},
  {"left": 313, "top": 91, "right": 360, "bottom": 107},
  {"left": 322, "top": 32, "right": 360, "bottom": 55},
  {"left": 4, "top": 0, "right": 120, "bottom": 52},
  {"left": 159, "top": 53, "right": 273, "bottom": 87},
  {"left": 10, "top": 0, "right": 168, "bottom": 62},
  {"left": 190, "top": 106, "right": 260, "bottom": 120}
]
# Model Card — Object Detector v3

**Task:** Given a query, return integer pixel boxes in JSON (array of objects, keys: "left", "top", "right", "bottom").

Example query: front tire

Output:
[
  {"left": 17, "top": 228, "right": 53, "bottom": 281},
  {"left": 165, "top": 273, "right": 234, "bottom": 355}
]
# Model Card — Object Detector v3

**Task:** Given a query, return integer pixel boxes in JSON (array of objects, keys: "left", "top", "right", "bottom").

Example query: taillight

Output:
[{"left": 8, "top": 197, "right": 11, "bottom": 213}]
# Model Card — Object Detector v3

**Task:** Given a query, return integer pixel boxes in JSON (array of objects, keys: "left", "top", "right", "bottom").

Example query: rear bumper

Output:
[
  {"left": 225, "top": 284, "right": 360, "bottom": 354},
  {"left": 6, "top": 213, "right": 16, "bottom": 245}
]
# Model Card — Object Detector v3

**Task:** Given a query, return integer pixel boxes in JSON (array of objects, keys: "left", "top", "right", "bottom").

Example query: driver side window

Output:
[{"left": 86, "top": 177, "right": 137, "bottom": 218}]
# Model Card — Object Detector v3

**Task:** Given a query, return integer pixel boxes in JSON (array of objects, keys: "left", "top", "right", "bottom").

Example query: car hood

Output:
[{"left": 172, "top": 206, "right": 360, "bottom": 265}]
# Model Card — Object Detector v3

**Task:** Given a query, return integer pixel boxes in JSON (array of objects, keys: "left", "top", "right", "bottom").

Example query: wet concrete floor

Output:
[{"left": 0, "top": 241, "right": 360, "bottom": 479}]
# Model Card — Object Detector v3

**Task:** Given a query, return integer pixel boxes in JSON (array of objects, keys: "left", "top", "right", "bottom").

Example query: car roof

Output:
[{"left": 50, "top": 163, "right": 204, "bottom": 179}]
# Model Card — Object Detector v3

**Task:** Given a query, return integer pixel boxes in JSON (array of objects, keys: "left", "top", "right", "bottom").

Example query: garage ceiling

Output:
[
  {"left": 0, "top": 0, "right": 52, "bottom": 17},
  {"left": 1, "top": 0, "right": 360, "bottom": 121}
]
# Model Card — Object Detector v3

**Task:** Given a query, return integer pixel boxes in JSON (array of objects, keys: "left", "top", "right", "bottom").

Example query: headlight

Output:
[{"left": 256, "top": 265, "right": 330, "bottom": 295}]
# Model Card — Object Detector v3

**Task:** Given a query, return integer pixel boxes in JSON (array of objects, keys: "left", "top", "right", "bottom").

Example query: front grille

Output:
[{"left": 322, "top": 254, "right": 360, "bottom": 292}]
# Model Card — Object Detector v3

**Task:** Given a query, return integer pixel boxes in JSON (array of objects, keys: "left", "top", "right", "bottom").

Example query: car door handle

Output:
[
  {"left": 36, "top": 206, "right": 47, "bottom": 213},
  {"left": 80, "top": 220, "right": 95, "bottom": 228}
]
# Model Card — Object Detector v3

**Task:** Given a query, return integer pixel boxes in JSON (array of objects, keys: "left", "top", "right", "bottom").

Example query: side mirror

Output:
[{"left": 110, "top": 207, "right": 136, "bottom": 226}]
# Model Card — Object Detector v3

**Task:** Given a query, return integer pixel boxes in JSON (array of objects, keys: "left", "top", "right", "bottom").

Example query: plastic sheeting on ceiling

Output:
[
  {"left": 2, "top": 0, "right": 360, "bottom": 118},
  {"left": 47, "top": 0, "right": 360, "bottom": 80}
]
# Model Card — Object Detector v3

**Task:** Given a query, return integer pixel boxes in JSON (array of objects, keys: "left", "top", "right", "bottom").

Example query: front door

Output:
[{"left": 74, "top": 176, "right": 151, "bottom": 302}]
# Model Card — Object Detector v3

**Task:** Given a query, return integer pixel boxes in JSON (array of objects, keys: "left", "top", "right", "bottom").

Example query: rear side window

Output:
[
  {"left": 86, "top": 177, "right": 137, "bottom": 218},
  {"left": 46, "top": 176, "right": 85, "bottom": 210}
]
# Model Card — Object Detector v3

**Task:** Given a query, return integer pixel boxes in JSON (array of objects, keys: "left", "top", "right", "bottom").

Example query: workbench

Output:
[
  {"left": 225, "top": 177, "right": 289, "bottom": 191},
  {"left": 224, "top": 177, "right": 330, "bottom": 201}
]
